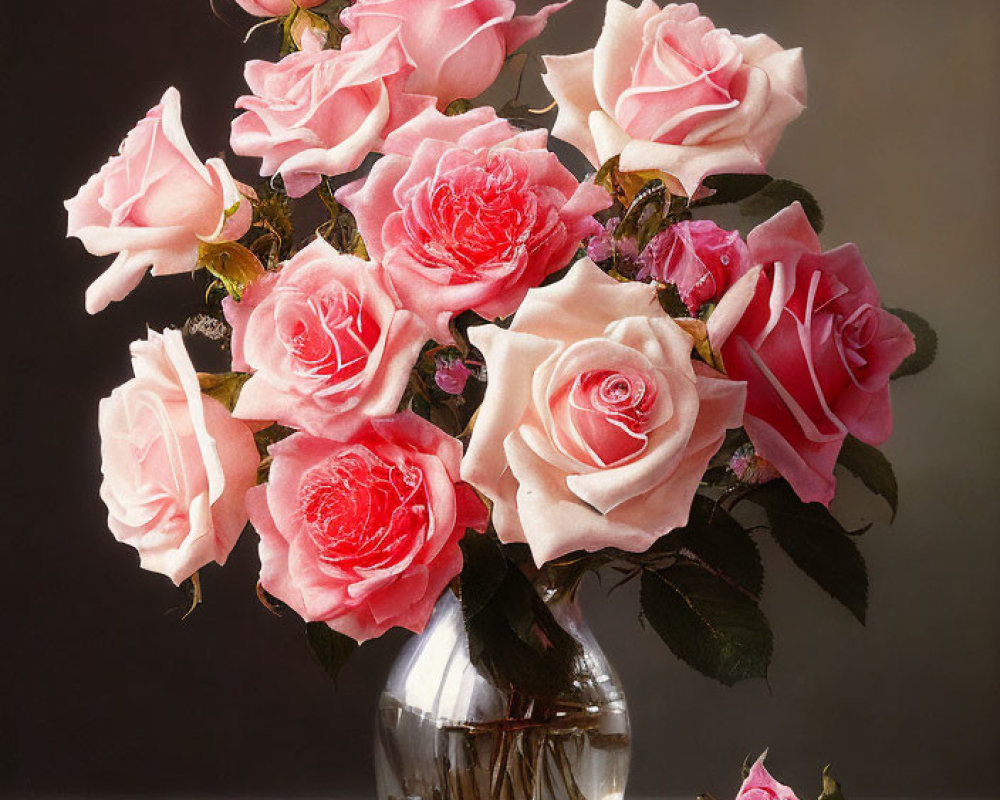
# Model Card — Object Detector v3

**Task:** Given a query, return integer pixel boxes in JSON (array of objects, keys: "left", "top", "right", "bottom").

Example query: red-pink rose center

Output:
[
  {"left": 277, "top": 288, "right": 381, "bottom": 389},
  {"left": 401, "top": 151, "right": 555, "bottom": 284},
  {"left": 567, "top": 369, "right": 658, "bottom": 467},
  {"left": 298, "top": 446, "right": 428, "bottom": 575}
]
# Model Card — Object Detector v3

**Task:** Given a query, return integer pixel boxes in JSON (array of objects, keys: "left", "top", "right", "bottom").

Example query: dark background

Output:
[{"left": 4, "top": 0, "right": 999, "bottom": 797}]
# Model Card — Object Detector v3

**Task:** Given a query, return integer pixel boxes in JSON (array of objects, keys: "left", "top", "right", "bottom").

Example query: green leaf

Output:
[
  {"left": 446, "top": 98, "right": 474, "bottom": 116},
  {"left": 659, "top": 495, "right": 764, "bottom": 597},
  {"left": 819, "top": 765, "right": 847, "bottom": 800},
  {"left": 886, "top": 307, "right": 937, "bottom": 379},
  {"left": 696, "top": 173, "right": 775, "bottom": 206},
  {"left": 198, "top": 371, "right": 251, "bottom": 413},
  {"left": 837, "top": 435, "right": 899, "bottom": 521},
  {"left": 749, "top": 481, "right": 868, "bottom": 624},
  {"left": 657, "top": 282, "right": 689, "bottom": 317},
  {"left": 305, "top": 622, "right": 357, "bottom": 683},
  {"left": 459, "top": 532, "right": 582, "bottom": 700},
  {"left": 738, "top": 179, "right": 824, "bottom": 233},
  {"left": 595, "top": 155, "right": 671, "bottom": 208},
  {"left": 457, "top": 529, "right": 509, "bottom": 619},
  {"left": 197, "top": 242, "right": 265, "bottom": 301},
  {"left": 640, "top": 562, "right": 773, "bottom": 686}
]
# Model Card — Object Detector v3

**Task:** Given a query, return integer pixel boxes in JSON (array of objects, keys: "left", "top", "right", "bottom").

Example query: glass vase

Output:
[{"left": 374, "top": 587, "right": 630, "bottom": 800}]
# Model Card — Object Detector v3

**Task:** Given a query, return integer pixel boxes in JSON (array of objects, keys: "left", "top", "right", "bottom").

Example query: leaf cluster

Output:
[{"left": 458, "top": 531, "right": 583, "bottom": 701}]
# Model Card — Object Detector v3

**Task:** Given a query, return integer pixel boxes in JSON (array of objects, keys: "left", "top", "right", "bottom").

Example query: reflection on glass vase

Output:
[{"left": 374, "top": 588, "right": 630, "bottom": 800}]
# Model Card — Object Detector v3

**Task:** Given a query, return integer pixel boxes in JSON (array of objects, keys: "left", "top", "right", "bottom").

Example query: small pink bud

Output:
[
  {"left": 729, "top": 443, "right": 780, "bottom": 485},
  {"left": 435, "top": 358, "right": 471, "bottom": 395}
]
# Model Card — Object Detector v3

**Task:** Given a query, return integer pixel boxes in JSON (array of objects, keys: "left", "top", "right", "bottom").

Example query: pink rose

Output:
[
  {"left": 230, "top": 30, "right": 435, "bottom": 197},
  {"left": 248, "top": 413, "right": 489, "bottom": 641},
  {"left": 734, "top": 753, "right": 800, "bottom": 800},
  {"left": 542, "top": 1, "right": 807, "bottom": 196},
  {"left": 66, "top": 87, "right": 253, "bottom": 314},
  {"left": 637, "top": 220, "right": 750, "bottom": 314},
  {"left": 221, "top": 270, "right": 279, "bottom": 374},
  {"left": 233, "top": 0, "right": 324, "bottom": 17},
  {"left": 341, "top": 0, "right": 570, "bottom": 108},
  {"left": 225, "top": 238, "right": 428, "bottom": 438},
  {"left": 98, "top": 329, "right": 259, "bottom": 585},
  {"left": 708, "top": 203, "right": 915, "bottom": 505},
  {"left": 336, "top": 107, "right": 610, "bottom": 341},
  {"left": 461, "top": 257, "right": 745, "bottom": 566}
]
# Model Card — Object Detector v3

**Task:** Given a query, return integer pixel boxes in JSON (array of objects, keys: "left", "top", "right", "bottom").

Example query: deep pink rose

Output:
[
  {"left": 248, "top": 413, "right": 489, "bottom": 641},
  {"left": 336, "top": 107, "right": 610, "bottom": 341},
  {"left": 231, "top": 30, "right": 435, "bottom": 197},
  {"left": 225, "top": 238, "right": 428, "bottom": 438},
  {"left": 66, "top": 87, "right": 253, "bottom": 314},
  {"left": 234, "top": 0, "right": 324, "bottom": 17},
  {"left": 708, "top": 203, "right": 916, "bottom": 505},
  {"left": 637, "top": 220, "right": 750, "bottom": 314},
  {"left": 542, "top": 1, "right": 806, "bottom": 196},
  {"left": 341, "top": 0, "right": 570, "bottom": 108},
  {"left": 734, "top": 753, "right": 800, "bottom": 800},
  {"left": 98, "top": 329, "right": 259, "bottom": 585},
  {"left": 461, "top": 257, "right": 745, "bottom": 566}
]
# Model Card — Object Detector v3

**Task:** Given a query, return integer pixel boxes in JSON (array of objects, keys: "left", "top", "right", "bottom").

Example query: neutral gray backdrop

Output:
[{"left": 7, "top": 1, "right": 997, "bottom": 798}]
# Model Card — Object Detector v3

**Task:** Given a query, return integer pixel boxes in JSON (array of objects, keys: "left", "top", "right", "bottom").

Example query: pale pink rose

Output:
[
  {"left": 66, "top": 87, "right": 253, "bottom": 314},
  {"left": 461, "top": 257, "right": 746, "bottom": 566},
  {"left": 230, "top": 30, "right": 435, "bottom": 198},
  {"left": 341, "top": 0, "right": 570, "bottom": 108},
  {"left": 234, "top": 0, "right": 324, "bottom": 17},
  {"left": 248, "top": 413, "right": 489, "bottom": 641},
  {"left": 98, "top": 329, "right": 260, "bottom": 585},
  {"left": 225, "top": 238, "right": 428, "bottom": 438},
  {"left": 222, "top": 270, "right": 279, "bottom": 374},
  {"left": 708, "top": 203, "right": 916, "bottom": 505},
  {"left": 734, "top": 753, "right": 800, "bottom": 800},
  {"left": 336, "top": 107, "right": 610, "bottom": 341},
  {"left": 542, "top": 1, "right": 807, "bottom": 196},
  {"left": 637, "top": 220, "right": 749, "bottom": 314}
]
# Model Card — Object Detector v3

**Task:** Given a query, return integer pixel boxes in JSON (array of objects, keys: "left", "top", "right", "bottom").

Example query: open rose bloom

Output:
[
  {"left": 462, "top": 258, "right": 746, "bottom": 565},
  {"left": 340, "top": 0, "right": 570, "bottom": 108},
  {"left": 336, "top": 107, "right": 609, "bottom": 340},
  {"left": 231, "top": 30, "right": 435, "bottom": 196},
  {"left": 70, "top": 0, "right": 933, "bottom": 746},
  {"left": 543, "top": 0, "right": 807, "bottom": 195},
  {"left": 709, "top": 204, "right": 915, "bottom": 505},
  {"left": 249, "top": 413, "right": 487, "bottom": 641},
  {"left": 98, "top": 329, "right": 259, "bottom": 584},
  {"left": 223, "top": 238, "right": 428, "bottom": 438},
  {"left": 66, "top": 88, "right": 252, "bottom": 313}
]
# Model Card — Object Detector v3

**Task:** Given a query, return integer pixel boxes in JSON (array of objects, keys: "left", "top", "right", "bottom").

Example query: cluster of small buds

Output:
[{"left": 586, "top": 217, "right": 641, "bottom": 275}]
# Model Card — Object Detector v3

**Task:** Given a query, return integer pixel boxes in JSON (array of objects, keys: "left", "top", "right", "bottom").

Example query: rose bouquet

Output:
[{"left": 66, "top": 0, "right": 936, "bottom": 795}]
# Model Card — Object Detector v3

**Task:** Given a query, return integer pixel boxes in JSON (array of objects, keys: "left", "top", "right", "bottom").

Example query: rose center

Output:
[
  {"left": 298, "top": 447, "right": 428, "bottom": 576},
  {"left": 839, "top": 305, "right": 879, "bottom": 350},
  {"left": 278, "top": 288, "right": 380, "bottom": 387},
  {"left": 401, "top": 150, "right": 550, "bottom": 283},
  {"left": 565, "top": 369, "right": 658, "bottom": 467}
]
